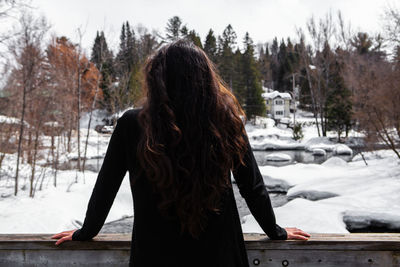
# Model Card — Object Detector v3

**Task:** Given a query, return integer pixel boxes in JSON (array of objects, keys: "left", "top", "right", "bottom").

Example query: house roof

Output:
[{"left": 262, "top": 90, "right": 291, "bottom": 100}]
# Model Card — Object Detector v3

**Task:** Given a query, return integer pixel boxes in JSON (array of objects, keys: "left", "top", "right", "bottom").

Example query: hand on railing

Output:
[
  {"left": 51, "top": 229, "right": 77, "bottom": 245},
  {"left": 284, "top": 227, "right": 310, "bottom": 240}
]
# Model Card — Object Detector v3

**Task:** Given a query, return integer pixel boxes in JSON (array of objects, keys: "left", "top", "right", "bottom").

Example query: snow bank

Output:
[
  {"left": 242, "top": 198, "right": 348, "bottom": 234},
  {"left": 246, "top": 121, "right": 353, "bottom": 156},
  {"left": 304, "top": 137, "right": 352, "bottom": 156}
]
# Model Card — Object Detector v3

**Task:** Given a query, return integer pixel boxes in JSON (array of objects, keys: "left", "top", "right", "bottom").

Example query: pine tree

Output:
[
  {"left": 258, "top": 43, "right": 272, "bottom": 87},
  {"left": 241, "top": 32, "right": 265, "bottom": 118},
  {"left": 165, "top": 16, "right": 182, "bottom": 42},
  {"left": 203, "top": 29, "right": 217, "bottom": 62},
  {"left": 325, "top": 57, "right": 352, "bottom": 141},
  {"left": 217, "top": 24, "right": 237, "bottom": 90},
  {"left": 90, "top": 31, "right": 114, "bottom": 110},
  {"left": 181, "top": 27, "right": 202, "bottom": 48},
  {"left": 276, "top": 39, "right": 288, "bottom": 92},
  {"left": 232, "top": 48, "right": 245, "bottom": 104},
  {"left": 270, "top": 37, "right": 279, "bottom": 89},
  {"left": 187, "top": 29, "right": 202, "bottom": 49},
  {"left": 114, "top": 21, "right": 142, "bottom": 109}
]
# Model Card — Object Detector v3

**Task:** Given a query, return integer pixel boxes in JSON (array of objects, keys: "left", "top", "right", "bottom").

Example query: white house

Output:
[{"left": 262, "top": 90, "right": 292, "bottom": 120}]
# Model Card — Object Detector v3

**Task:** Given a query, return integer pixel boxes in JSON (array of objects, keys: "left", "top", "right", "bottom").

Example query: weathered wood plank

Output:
[
  {"left": 246, "top": 250, "right": 399, "bottom": 267},
  {"left": 1, "top": 233, "right": 400, "bottom": 267},
  {"left": 1, "top": 233, "right": 400, "bottom": 250}
]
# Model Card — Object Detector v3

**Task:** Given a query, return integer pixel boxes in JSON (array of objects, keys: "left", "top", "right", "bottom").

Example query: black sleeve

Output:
[
  {"left": 232, "top": 133, "right": 287, "bottom": 240},
  {"left": 72, "top": 113, "right": 128, "bottom": 241}
]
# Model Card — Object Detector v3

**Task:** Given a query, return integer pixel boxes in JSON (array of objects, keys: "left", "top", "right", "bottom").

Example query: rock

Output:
[{"left": 342, "top": 211, "right": 400, "bottom": 232}]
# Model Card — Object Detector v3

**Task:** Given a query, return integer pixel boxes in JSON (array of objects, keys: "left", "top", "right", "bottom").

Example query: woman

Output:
[{"left": 52, "top": 39, "right": 310, "bottom": 266}]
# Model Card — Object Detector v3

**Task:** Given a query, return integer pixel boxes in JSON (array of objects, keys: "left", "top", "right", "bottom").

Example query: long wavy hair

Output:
[{"left": 137, "top": 39, "right": 248, "bottom": 238}]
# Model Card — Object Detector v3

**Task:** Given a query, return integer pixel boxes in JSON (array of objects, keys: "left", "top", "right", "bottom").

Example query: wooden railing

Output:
[{"left": 1, "top": 233, "right": 400, "bottom": 266}]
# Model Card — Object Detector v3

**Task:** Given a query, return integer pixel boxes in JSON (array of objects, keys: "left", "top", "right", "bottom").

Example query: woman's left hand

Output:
[{"left": 51, "top": 229, "right": 77, "bottom": 245}]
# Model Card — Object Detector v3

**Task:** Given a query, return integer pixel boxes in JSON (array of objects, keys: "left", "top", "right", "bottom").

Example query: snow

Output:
[
  {"left": 322, "top": 156, "right": 348, "bottom": 167},
  {"left": 241, "top": 151, "right": 400, "bottom": 234},
  {"left": 0, "top": 114, "right": 29, "bottom": 126},
  {"left": 246, "top": 122, "right": 304, "bottom": 150},
  {"left": 79, "top": 109, "right": 110, "bottom": 130},
  {"left": 335, "top": 144, "right": 353, "bottom": 156},
  {"left": 262, "top": 90, "right": 291, "bottom": 100},
  {"left": 242, "top": 198, "right": 349, "bottom": 233}
]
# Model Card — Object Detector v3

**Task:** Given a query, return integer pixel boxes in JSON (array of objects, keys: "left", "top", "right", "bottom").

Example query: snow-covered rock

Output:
[
  {"left": 263, "top": 175, "right": 291, "bottom": 193},
  {"left": 304, "top": 137, "right": 336, "bottom": 152},
  {"left": 312, "top": 148, "right": 326, "bottom": 156},
  {"left": 265, "top": 153, "right": 291, "bottom": 162},
  {"left": 322, "top": 157, "right": 347, "bottom": 167},
  {"left": 334, "top": 144, "right": 353, "bottom": 156}
]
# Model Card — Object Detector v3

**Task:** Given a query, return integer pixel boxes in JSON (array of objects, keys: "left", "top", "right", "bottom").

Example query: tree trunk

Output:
[
  {"left": 29, "top": 129, "right": 40, "bottom": 198},
  {"left": 83, "top": 65, "right": 102, "bottom": 172},
  {"left": 15, "top": 84, "right": 28, "bottom": 196}
]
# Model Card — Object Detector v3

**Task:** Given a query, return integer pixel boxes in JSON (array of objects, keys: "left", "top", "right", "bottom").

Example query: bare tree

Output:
[
  {"left": 345, "top": 45, "right": 400, "bottom": 158},
  {"left": 297, "top": 10, "right": 353, "bottom": 137},
  {"left": 0, "top": 0, "right": 30, "bottom": 45},
  {"left": 383, "top": 3, "right": 400, "bottom": 46},
  {"left": 7, "top": 12, "right": 49, "bottom": 196}
]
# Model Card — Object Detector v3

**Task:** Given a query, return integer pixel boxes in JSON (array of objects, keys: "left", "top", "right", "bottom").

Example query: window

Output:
[
  {"left": 275, "top": 100, "right": 283, "bottom": 105},
  {"left": 275, "top": 111, "right": 283, "bottom": 115},
  {"left": 266, "top": 100, "right": 269, "bottom": 104}
]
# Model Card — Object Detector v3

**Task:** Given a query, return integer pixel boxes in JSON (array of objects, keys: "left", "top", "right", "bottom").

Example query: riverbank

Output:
[{"left": 242, "top": 150, "right": 400, "bottom": 234}]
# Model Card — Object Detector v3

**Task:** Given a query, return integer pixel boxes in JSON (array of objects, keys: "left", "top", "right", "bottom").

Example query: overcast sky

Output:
[{"left": 31, "top": 0, "right": 391, "bottom": 53}]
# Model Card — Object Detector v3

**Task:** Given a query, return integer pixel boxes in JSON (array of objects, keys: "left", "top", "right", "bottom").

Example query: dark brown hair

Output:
[{"left": 137, "top": 39, "right": 247, "bottom": 238}]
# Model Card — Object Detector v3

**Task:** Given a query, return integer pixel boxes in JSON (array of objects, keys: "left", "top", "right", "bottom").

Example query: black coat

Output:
[{"left": 72, "top": 108, "right": 287, "bottom": 267}]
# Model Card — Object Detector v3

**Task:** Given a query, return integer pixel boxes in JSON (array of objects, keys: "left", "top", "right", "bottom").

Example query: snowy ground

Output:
[
  {"left": 0, "top": 154, "right": 133, "bottom": 234},
  {"left": 0, "top": 109, "right": 399, "bottom": 236}
]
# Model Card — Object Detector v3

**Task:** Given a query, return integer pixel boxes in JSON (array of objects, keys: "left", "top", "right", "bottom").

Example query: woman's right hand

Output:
[{"left": 284, "top": 227, "right": 310, "bottom": 240}]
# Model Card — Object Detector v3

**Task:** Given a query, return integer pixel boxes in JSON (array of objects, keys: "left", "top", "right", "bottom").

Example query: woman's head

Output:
[{"left": 137, "top": 39, "right": 247, "bottom": 238}]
